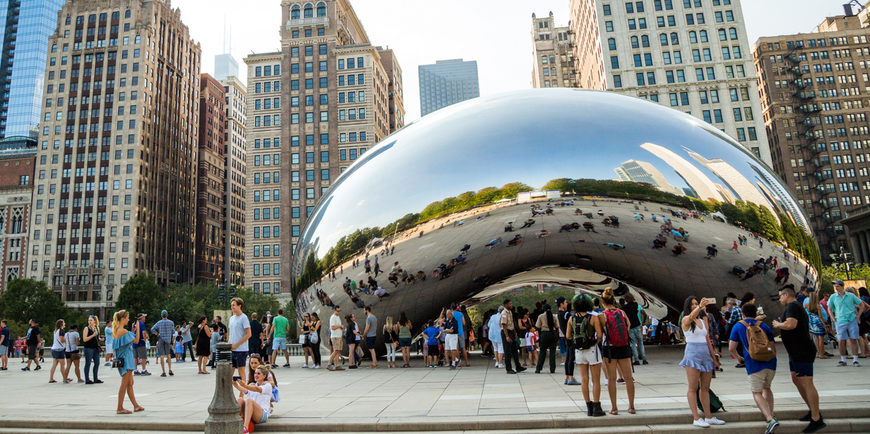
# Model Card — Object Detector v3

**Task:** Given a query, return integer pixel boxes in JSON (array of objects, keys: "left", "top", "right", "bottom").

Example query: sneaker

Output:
[
  {"left": 632, "top": 361, "right": 640, "bottom": 366},
  {"left": 104, "top": 362, "right": 111, "bottom": 367},
  {"left": 735, "top": 363, "right": 745, "bottom": 368},
  {"left": 142, "top": 371, "right": 152, "bottom": 376},
  {"left": 566, "top": 378, "right": 581, "bottom": 385},
  {"left": 283, "top": 364, "right": 290, "bottom": 368},
  {"left": 21, "top": 367, "right": 29, "bottom": 371},
  {"left": 506, "top": 370, "right": 517, "bottom": 374},
  {"left": 133, "top": 371, "right": 141, "bottom": 376},
  {"left": 34, "top": 366, "right": 41, "bottom": 370},
  {"left": 705, "top": 417, "right": 725, "bottom": 425},
  {"left": 313, "top": 365, "right": 321, "bottom": 369},
  {"left": 799, "top": 412, "right": 812, "bottom": 422},
  {"left": 693, "top": 419, "right": 710, "bottom": 428},
  {"left": 802, "top": 418, "right": 826, "bottom": 433},
  {"left": 77, "top": 380, "right": 85, "bottom": 383},
  {"left": 765, "top": 417, "right": 780, "bottom": 434},
  {"left": 302, "top": 364, "right": 309, "bottom": 368},
  {"left": 516, "top": 366, "right": 527, "bottom": 373},
  {"left": 348, "top": 365, "right": 357, "bottom": 369},
  {"left": 449, "top": 364, "right": 456, "bottom": 370},
  {"left": 617, "top": 378, "right": 625, "bottom": 383},
  {"left": 334, "top": 366, "right": 345, "bottom": 371},
  {"left": 642, "top": 360, "right": 649, "bottom": 365},
  {"left": 837, "top": 361, "right": 847, "bottom": 367},
  {"left": 854, "top": 361, "right": 861, "bottom": 367},
  {"left": 86, "top": 381, "right": 94, "bottom": 384},
  {"left": 327, "top": 365, "right": 335, "bottom": 371}
]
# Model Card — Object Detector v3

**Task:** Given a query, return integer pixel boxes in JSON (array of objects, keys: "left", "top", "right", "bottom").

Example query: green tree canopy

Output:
[
  {"left": 0, "top": 279, "right": 76, "bottom": 330},
  {"left": 115, "top": 273, "right": 164, "bottom": 320}
]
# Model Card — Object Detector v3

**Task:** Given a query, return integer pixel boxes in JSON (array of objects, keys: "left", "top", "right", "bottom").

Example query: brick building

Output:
[
  {"left": 196, "top": 73, "right": 226, "bottom": 284},
  {"left": 0, "top": 137, "right": 36, "bottom": 294}
]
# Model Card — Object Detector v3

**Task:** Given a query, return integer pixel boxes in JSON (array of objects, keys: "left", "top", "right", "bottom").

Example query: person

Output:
[
  {"left": 804, "top": 292, "right": 830, "bottom": 360},
  {"left": 269, "top": 309, "right": 291, "bottom": 368},
  {"left": 0, "top": 319, "right": 9, "bottom": 371},
  {"left": 328, "top": 306, "right": 345, "bottom": 371},
  {"left": 488, "top": 307, "right": 504, "bottom": 368},
  {"left": 556, "top": 296, "right": 578, "bottom": 385},
  {"left": 729, "top": 303, "right": 778, "bottom": 434},
  {"left": 194, "top": 316, "right": 212, "bottom": 374},
  {"left": 423, "top": 320, "right": 441, "bottom": 368},
  {"left": 132, "top": 314, "right": 150, "bottom": 376},
  {"left": 249, "top": 313, "right": 264, "bottom": 367},
  {"left": 180, "top": 321, "right": 194, "bottom": 362},
  {"left": 772, "top": 286, "right": 825, "bottom": 433},
  {"left": 174, "top": 335, "right": 183, "bottom": 362},
  {"left": 566, "top": 294, "right": 606, "bottom": 417},
  {"left": 22, "top": 319, "right": 42, "bottom": 371},
  {"left": 827, "top": 280, "right": 868, "bottom": 367},
  {"left": 363, "top": 306, "right": 379, "bottom": 369},
  {"left": 309, "top": 313, "right": 323, "bottom": 369},
  {"left": 444, "top": 309, "right": 460, "bottom": 370},
  {"left": 233, "top": 365, "right": 274, "bottom": 433},
  {"left": 229, "top": 297, "right": 252, "bottom": 383},
  {"left": 104, "top": 321, "right": 114, "bottom": 367},
  {"left": 452, "top": 303, "right": 470, "bottom": 367},
  {"left": 622, "top": 293, "right": 648, "bottom": 366},
  {"left": 65, "top": 324, "right": 83, "bottom": 383},
  {"left": 15, "top": 335, "right": 26, "bottom": 363},
  {"left": 680, "top": 297, "right": 725, "bottom": 428},
  {"left": 396, "top": 311, "right": 413, "bottom": 368},
  {"left": 535, "top": 304, "right": 559, "bottom": 374},
  {"left": 49, "top": 319, "right": 69, "bottom": 383},
  {"left": 345, "top": 313, "right": 361, "bottom": 369},
  {"left": 598, "top": 287, "right": 636, "bottom": 415},
  {"left": 150, "top": 310, "right": 175, "bottom": 377},
  {"left": 705, "top": 244, "right": 718, "bottom": 259},
  {"left": 112, "top": 310, "right": 144, "bottom": 414},
  {"left": 383, "top": 316, "right": 397, "bottom": 368},
  {"left": 500, "top": 299, "right": 525, "bottom": 374}
]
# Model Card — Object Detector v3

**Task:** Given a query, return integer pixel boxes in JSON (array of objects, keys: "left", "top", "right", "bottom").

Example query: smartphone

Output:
[
  {"left": 704, "top": 297, "right": 716, "bottom": 304},
  {"left": 232, "top": 376, "right": 241, "bottom": 381}
]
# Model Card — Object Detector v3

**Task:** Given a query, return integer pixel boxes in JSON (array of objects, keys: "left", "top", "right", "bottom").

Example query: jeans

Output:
[
  {"left": 558, "top": 336, "right": 567, "bottom": 358},
  {"left": 385, "top": 343, "right": 397, "bottom": 362},
  {"left": 183, "top": 341, "right": 194, "bottom": 361},
  {"left": 501, "top": 331, "right": 521, "bottom": 372},
  {"left": 564, "top": 341, "right": 575, "bottom": 377},
  {"left": 83, "top": 347, "right": 99, "bottom": 382},
  {"left": 311, "top": 341, "right": 322, "bottom": 366},
  {"left": 536, "top": 330, "right": 557, "bottom": 373},
  {"left": 628, "top": 326, "right": 646, "bottom": 362}
]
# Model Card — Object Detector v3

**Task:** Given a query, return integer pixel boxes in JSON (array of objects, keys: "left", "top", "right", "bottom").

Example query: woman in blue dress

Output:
[{"left": 112, "top": 310, "right": 144, "bottom": 414}]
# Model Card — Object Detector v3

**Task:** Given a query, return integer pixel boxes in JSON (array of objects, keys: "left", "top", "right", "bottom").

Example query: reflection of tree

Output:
[
  {"left": 419, "top": 182, "right": 534, "bottom": 221},
  {"left": 541, "top": 178, "right": 712, "bottom": 212}
]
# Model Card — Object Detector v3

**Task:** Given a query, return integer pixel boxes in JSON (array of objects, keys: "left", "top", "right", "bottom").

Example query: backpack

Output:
[
  {"left": 739, "top": 320, "right": 776, "bottom": 362},
  {"left": 603, "top": 309, "right": 630, "bottom": 347},
  {"left": 573, "top": 313, "right": 597, "bottom": 350},
  {"left": 697, "top": 388, "right": 725, "bottom": 413}
]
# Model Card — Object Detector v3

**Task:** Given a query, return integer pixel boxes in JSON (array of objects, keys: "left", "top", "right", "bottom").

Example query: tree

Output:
[
  {"left": 115, "top": 273, "right": 164, "bottom": 319},
  {"left": 0, "top": 279, "right": 77, "bottom": 330},
  {"left": 236, "top": 287, "right": 280, "bottom": 324}
]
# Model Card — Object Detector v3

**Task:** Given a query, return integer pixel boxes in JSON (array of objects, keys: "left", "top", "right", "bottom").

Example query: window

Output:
[
  {"left": 631, "top": 36, "right": 639, "bottom": 48},
  {"left": 613, "top": 74, "right": 623, "bottom": 88},
  {"left": 603, "top": 4, "right": 612, "bottom": 15},
  {"left": 608, "top": 38, "right": 617, "bottom": 50},
  {"left": 606, "top": 21, "right": 614, "bottom": 32},
  {"left": 611, "top": 56, "right": 619, "bottom": 69},
  {"left": 660, "top": 34, "right": 669, "bottom": 46}
]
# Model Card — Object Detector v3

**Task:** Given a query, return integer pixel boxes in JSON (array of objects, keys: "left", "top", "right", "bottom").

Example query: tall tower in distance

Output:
[
  {"left": 214, "top": 19, "right": 239, "bottom": 81},
  {"left": 418, "top": 59, "right": 480, "bottom": 116},
  {"left": 531, "top": 12, "right": 576, "bottom": 88}
]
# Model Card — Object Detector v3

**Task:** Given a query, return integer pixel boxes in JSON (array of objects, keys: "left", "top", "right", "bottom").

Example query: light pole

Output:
[{"left": 204, "top": 342, "right": 242, "bottom": 434}]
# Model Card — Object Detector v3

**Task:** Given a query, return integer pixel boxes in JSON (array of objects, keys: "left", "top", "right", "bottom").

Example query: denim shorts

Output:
[
  {"left": 272, "top": 337, "right": 287, "bottom": 350},
  {"left": 51, "top": 349, "right": 66, "bottom": 360},
  {"left": 256, "top": 409, "right": 269, "bottom": 424},
  {"left": 836, "top": 320, "right": 860, "bottom": 340},
  {"left": 366, "top": 336, "right": 376, "bottom": 349},
  {"left": 398, "top": 338, "right": 412, "bottom": 348}
]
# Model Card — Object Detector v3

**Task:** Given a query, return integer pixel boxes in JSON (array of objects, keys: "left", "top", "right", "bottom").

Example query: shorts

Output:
[
  {"left": 272, "top": 337, "right": 287, "bottom": 350},
  {"left": 398, "top": 337, "right": 412, "bottom": 348},
  {"left": 366, "top": 336, "right": 376, "bottom": 349},
  {"left": 836, "top": 320, "right": 860, "bottom": 340},
  {"left": 106, "top": 345, "right": 114, "bottom": 355},
  {"left": 256, "top": 409, "right": 269, "bottom": 424},
  {"left": 330, "top": 337, "right": 344, "bottom": 351},
  {"left": 574, "top": 346, "right": 603, "bottom": 366},
  {"left": 27, "top": 344, "right": 38, "bottom": 360},
  {"left": 133, "top": 346, "right": 147, "bottom": 361},
  {"left": 602, "top": 345, "right": 632, "bottom": 360},
  {"left": 493, "top": 341, "right": 504, "bottom": 354},
  {"left": 428, "top": 344, "right": 440, "bottom": 356},
  {"left": 445, "top": 334, "right": 458, "bottom": 351},
  {"left": 0, "top": 344, "right": 7, "bottom": 355},
  {"left": 748, "top": 368, "right": 776, "bottom": 393},
  {"left": 789, "top": 360, "right": 814, "bottom": 377},
  {"left": 458, "top": 333, "right": 466, "bottom": 349},
  {"left": 231, "top": 351, "right": 248, "bottom": 368},
  {"left": 51, "top": 349, "right": 66, "bottom": 360},
  {"left": 157, "top": 340, "right": 172, "bottom": 357}
]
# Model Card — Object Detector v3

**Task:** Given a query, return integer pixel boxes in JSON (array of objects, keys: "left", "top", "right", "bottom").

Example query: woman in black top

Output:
[
  {"left": 346, "top": 314, "right": 361, "bottom": 368},
  {"left": 310, "top": 313, "right": 322, "bottom": 368},
  {"left": 82, "top": 315, "right": 102, "bottom": 384},
  {"left": 302, "top": 313, "right": 312, "bottom": 368},
  {"left": 194, "top": 316, "right": 212, "bottom": 374}
]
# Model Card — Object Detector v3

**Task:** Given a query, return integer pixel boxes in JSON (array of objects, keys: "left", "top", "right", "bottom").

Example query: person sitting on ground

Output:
[
  {"left": 536, "top": 229, "right": 550, "bottom": 238},
  {"left": 234, "top": 365, "right": 275, "bottom": 433},
  {"left": 374, "top": 286, "right": 389, "bottom": 301},
  {"left": 583, "top": 222, "right": 596, "bottom": 232},
  {"left": 672, "top": 243, "right": 686, "bottom": 256},
  {"left": 486, "top": 238, "right": 503, "bottom": 249},
  {"left": 705, "top": 245, "right": 718, "bottom": 259},
  {"left": 559, "top": 224, "right": 573, "bottom": 233},
  {"left": 507, "top": 234, "right": 523, "bottom": 246}
]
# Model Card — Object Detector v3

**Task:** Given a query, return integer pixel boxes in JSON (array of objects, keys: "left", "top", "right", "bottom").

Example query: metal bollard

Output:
[{"left": 205, "top": 342, "right": 242, "bottom": 434}]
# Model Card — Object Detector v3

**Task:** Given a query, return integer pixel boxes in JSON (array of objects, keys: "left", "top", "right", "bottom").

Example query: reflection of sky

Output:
[{"left": 299, "top": 89, "right": 808, "bottom": 259}]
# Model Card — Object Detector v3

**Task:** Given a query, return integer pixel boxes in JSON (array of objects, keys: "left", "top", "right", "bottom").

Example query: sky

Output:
[{"left": 173, "top": 0, "right": 859, "bottom": 122}]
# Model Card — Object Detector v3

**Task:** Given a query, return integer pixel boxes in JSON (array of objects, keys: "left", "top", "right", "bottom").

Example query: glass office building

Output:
[
  {"left": 0, "top": 0, "right": 64, "bottom": 139},
  {"left": 418, "top": 59, "right": 480, "bottom": 116}
]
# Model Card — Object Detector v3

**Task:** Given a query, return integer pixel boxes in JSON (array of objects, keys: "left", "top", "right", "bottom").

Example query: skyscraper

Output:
[
  {"left": 196, "top": 74, "right": 226, "bottom": 285},
  {"left": 214, "top": 53, "right": 239, "bottom": 81},
  {"left": 531, "top": 12, "right": 576, "bottom": 88},
  {"left": 28, "top": 0, "right": 201, "bottom": 317},
  {"left": 244, "top": 0, "right": 405, "bottom": 296},
  {"left": 687, "top": 148, "right": 774, "bottom": 214},
  {"left": 220, "top": 76, "right": 247, "bottom": 289},
  {"left": 618, "top": 159, "right": 683, "bottom": 195},
  {"left": 0, "top": 0, "right": 65, "bottom": 139},
  {"left": 640, "top": 142, "right": 723, "bottom": 202},
  {"left": 418, "top": 59, "right": 480, "bottom": 116},
  {"left": 567, "top": 0, "right": 771, "bottom": 164},
  {"left": 753, "top": 7, "right": 870, "bottom": 259}
]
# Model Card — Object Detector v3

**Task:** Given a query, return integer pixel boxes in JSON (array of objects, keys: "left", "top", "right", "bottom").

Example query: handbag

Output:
[
  {"left": 71, "top": 352, "right": 81, "bottom": 361},
  {"left": 298, "top": 335, "right": 306, "bottom": 345},
  {"left": 309, "top": 331, "right": 319, "bottom": 344},
  {"left": 111, "top": 357, "right": 125, "bottom": 368}
]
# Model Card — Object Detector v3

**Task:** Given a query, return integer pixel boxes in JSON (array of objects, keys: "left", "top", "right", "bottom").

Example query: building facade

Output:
[
  {"left": 244, "top": 0, "right": 404, "bottom": 296},
  {"left": 531, "top": 12, "right": 577, "bottom": 88},
  {"left": 0, "top": 0, "right": 65, "bottom": 139},
  {"left": 196, "top": 73, "right": 225, "bottom": 285},
  {"left": 28, "top": 0, "right": 201, "bottom": 317},
  {"left": 568, "top": 0, "right": 771, "bottom": 164},
  {"left": 220, "top": 76, "right": 246, "bottom": 288},
  {"left": 0, "top": 138, "right": 35, "bottom": 294},
  {"left": 214, "top": 53, "right": 239, "bottom": 81},
  {"left": 418, "top": 59, "right": 479, "bottom": 116},
  {"left": 754, "top": 11, "right": 870, "bottom": 261}
]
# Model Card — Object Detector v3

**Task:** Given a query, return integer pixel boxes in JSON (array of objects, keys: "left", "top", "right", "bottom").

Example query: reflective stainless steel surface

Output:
[{"left": 291, "top": 89, "right": 820, "bottom": 343}]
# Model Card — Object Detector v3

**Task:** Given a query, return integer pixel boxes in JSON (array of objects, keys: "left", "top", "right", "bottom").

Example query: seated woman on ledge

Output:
[{"left": 234, "top": 365, "right": 274, "bottom": 433}]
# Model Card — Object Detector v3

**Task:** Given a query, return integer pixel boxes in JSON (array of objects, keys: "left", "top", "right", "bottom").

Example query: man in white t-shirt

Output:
[
  {"left": 328, "top": 305, "right": 345, "bottom": 371},
  {"left": 229, "top": 298, "right": 251, "bottom": 383}
]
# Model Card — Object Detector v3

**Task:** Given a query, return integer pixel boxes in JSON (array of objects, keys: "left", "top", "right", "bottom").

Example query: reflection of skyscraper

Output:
[
  {"left": 715, "top": 184, "right": 736, "bottom": 204},
  {"left": 749, "top": 163, "right": 811, "bottom": 233},
  {"left": 614, "top": 167, "right": 631, "bottom": 182},
  {"left": 618, "top": 160, "right": 683, "bottom": 195},
  {"left": 641, "top": 143, "right": 724, "bottom": 202},
  {"left": 687, "top": 150, "right": 775, "bottom": 214}
]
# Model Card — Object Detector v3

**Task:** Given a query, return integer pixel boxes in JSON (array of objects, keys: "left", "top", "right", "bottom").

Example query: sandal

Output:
[
  {"left": 169, "top": 370, "right": 174, "bottom": 376},
  {"left": 628, "top": 408, "right": 636, "bottom": 414},
  {"left": 116, "top": 409, "right": 132, "bottom": 414},
  {"left": 134, "top": 406, "right": 145, "bottom": 412},
  {"left": 48, "top": 380, "right": 57, "bottom": 383},
  {"left": 610, "top": 409, "right": 619, "bottom": 415}
]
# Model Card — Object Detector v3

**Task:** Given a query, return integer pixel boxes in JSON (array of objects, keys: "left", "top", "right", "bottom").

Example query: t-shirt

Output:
[
  {"left": 445, "top": 318, "right": 459, "bottom": 335},
  {"left": 622, "top": 302, "right": 642, "bottom": 328},
  {"left": 229, "top": 313, "right": 251, "bottom": 352},
  {"left": 424, "top": 326, "right": 440, "bottom": 345},
  {"left": 65, "top": 331, "right": 80, "bottom": 352},
  {"left": 52, "top": 329, "right": 66, "bottom": 351},
  {"left": 132, "top": 321, "right": 146, "bottom": 348},
  {"left": 329, "top": 314, "right": 343, "bottom": 338},
  {"left": 104, "top": 326, "right": 114, "bottom": 347},
  {"left": 729, "top": 318, "right": 777, "bottom": 375},
  {"left": 271, "top": 316, "right": 289, "bottom": 338},
  {"left": 365, "top": 314, "right": 378, "bottom": 338},
  {"left": 453, "top": 311, "right": 465, "bottom": 335},
  {"left": 27, "top": 326, "right": 41, "bottom": 345},
  {"left": 247, "top": 383, "right": 273, "bottom": 416},
  {"left": 829, "top": 291, "right": 862, "bottom": 323},
  {"left": 487, "top": 314, "right": 502, "bottom": 343},
  {"left": 0, "top": 326, "right": 10, "bottom": 346},
  {"left": 780, "top": 300, "right": 816, "bottom": 363},
  {"left": 558, "top": 310, "right": 572, "bottom": 337},
  {"left": 182, "top": 325, "right": 193, "bottom": 343},
  {"left": 249, "top": 320, "right": 263, "bottom": 349}
]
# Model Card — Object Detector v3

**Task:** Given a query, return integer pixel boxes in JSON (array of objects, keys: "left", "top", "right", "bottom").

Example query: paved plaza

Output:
[{"left": 1, "top": 344, "right": 869, "bottom": 432}]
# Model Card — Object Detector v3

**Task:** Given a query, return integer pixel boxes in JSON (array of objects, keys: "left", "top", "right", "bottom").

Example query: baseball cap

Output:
[
  {"left": 833, "top": 279, "right": 845, "bottom": 286},
  {"left": 161, "top": 310, "right": 168, "bottom": 317},
  {"left": 137, "top": 313, "right": 147, "bottom": 319}
]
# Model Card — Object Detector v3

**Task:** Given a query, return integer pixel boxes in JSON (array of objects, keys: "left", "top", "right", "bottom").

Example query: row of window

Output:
[
  {"left": 252, "top": 115, "right": 280, "bottom": 127},
  {"left": 603, "top": 0, "right": 732, "bottom": 15},
  {"left": 252, "top": 154, "right": 281, "bottom": 166},
  {"left": 289, "top": 44, "right": 328, "bottom": 58},
  {"left": 291, "top": 28, "right": 326, "bottom": 39},
  {"left": 252, "top": 226, "right": 281, "bottom": 238},
  {"left": 291, "top": 94, "right": 329, "bottom": 106},
  {"left": 338, "top": 57, "right": 366, "bottom": 70},
  {"left": 253, "top": 81, "right": 280, "bottom": 94},
  {"left": 289, "top": 188, "right": 328, "bottom": 201},
  {"left": 252, "top": 245, "right": 281, "bottom": 257},
  {"left": 253, "top": 138, "right": 281, "bottom": 148},
  {"left": 254, "top": 65, "right": 281, "bottom": 77},
  {"left": 289, "top": 169, "right": 330, "bottom": 182},
  {"left": 250, "top": 263, "right": 281, "bottom": 276},
  {"left": 338, "top": 74, "right": 366, "bottom": 86},
  {"left": 252, "top": 190, "right": 281, "bottom": 202},
  {"left": 289, "top": 151, "right": 329, "bottom": 164},
  {"left": 253, "top": 208, "right": 280, "bottom": 220},
  {"left": 253, "top": 98, "right": 280, "bottom": 110},
  {"left": 253, "top": 171, "right": 281, "bottom": 184},
  {"left": 290, "top": 134, "right": 330, "bottom": 146},
  {"left": 251, "top": 282, "right": 280, "bottom": 294}
]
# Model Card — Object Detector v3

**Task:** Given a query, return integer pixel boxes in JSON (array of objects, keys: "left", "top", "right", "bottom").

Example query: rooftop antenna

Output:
[
  {"left": 229, "top": 25, "right": 232, "bottom": 55},
  {"left": 222, "top": 15, "right": 227, "bottom": 54}
]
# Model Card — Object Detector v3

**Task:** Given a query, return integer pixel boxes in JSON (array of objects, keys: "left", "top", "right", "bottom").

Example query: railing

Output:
[{"left": 119, "top": 342, "right": 305, "bottom": 358}]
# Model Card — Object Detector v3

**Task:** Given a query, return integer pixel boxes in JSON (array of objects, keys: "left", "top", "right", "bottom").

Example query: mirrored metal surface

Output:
[{"left": 291, "top": 89, "right": 820, "bottom": 344}]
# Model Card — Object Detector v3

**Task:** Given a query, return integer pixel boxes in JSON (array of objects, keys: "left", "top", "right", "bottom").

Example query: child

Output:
[
  {"left": 174, "top": 336, "right": 183, "bottom": 362},
  {"left": 526, "top": 327, "right": 539, "bottom": 367},
  {"left": 15, "top": 336, "right": 25, "bottom": 362}
]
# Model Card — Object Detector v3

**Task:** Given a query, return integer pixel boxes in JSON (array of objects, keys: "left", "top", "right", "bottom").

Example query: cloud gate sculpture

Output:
[{"left": 291, "top": 89, "right": 820, "bottom": 349}]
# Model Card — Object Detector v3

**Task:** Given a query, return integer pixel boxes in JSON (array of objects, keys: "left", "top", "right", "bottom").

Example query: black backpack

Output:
[
  {"left": 697, "top": 388, "right": 726, "bottom": 413},
  {"left": 573, "top": 313, "right": 597, "bottom": 350}
]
